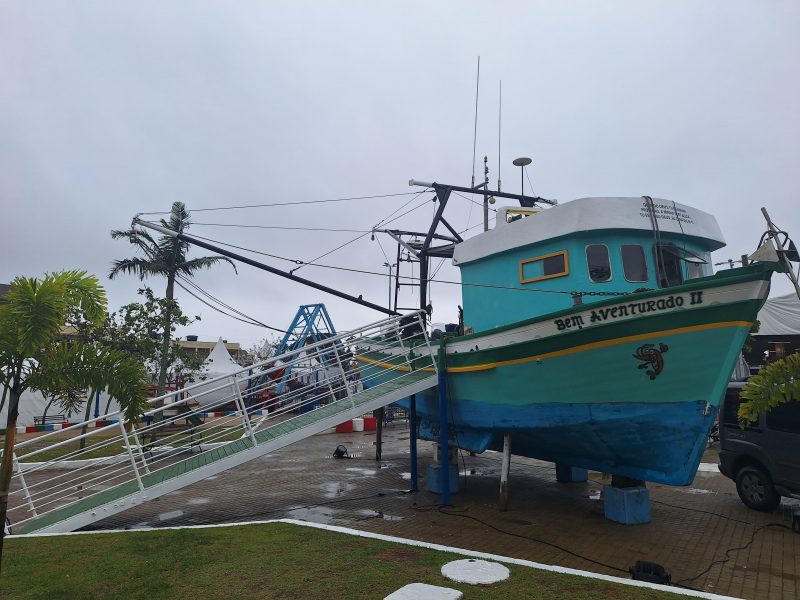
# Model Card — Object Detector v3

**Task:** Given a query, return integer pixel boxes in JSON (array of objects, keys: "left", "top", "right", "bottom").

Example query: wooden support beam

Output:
[{"left": 499, "top": 433, "right": 511, "bottom": 511}]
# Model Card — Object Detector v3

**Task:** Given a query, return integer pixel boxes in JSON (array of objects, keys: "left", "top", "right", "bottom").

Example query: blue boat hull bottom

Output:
[{"left": 410, "top": 398, "right": 717, "bottom": 485}]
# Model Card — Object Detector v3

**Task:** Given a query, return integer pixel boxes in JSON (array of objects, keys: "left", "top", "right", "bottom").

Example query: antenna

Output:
[
  {"left": 483, "top": 156, "right": 490, "bottom": 231},
  {"left": 471, "top": 57, "right": 480, "bottom": 188},
  {"left": 512, "top": 157, "right": 532, "bottom": 196},
  {"left": 497, "top": 81, "right": 502, "bottom": 192}
]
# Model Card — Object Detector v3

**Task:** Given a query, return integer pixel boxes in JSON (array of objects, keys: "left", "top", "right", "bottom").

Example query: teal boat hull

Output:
[{"left": 359, "top": 264, "right": 774, "bottom": 485}]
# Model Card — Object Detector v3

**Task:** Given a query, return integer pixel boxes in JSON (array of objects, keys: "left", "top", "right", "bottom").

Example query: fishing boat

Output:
[
  {"left": 357, "top": 181, "right": 791, "bottom": 486},
  {"left": 133, "top": 180, "right": 796, "bottom": 487}
]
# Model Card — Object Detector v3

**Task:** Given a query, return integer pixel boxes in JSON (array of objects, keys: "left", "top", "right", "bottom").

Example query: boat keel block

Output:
[
  {"left": 603, "top": 485, "right": 651, "bottom": 524},
  {"left": 555, "top": 464, "right": 588, "bottom": 483},
  {"left": 426, "top": 463, "right": 460, "bottom": 495}
]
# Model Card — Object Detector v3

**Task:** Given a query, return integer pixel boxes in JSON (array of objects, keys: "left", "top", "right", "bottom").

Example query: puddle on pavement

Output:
[
  {"left": 320, "top": 481, "right": 355, "bottom": 498},
  {"left": 286, "top": 506, "right": 337, "bottom": 524},
  {"left": 459, "top": 468, "right": 492, "bottom": 477},
  {"left": 188, "top": 498, "right": 210, "bottom": 505},
  {"left": 158, "top": 510, "right": 185, "bottom": 522},
  {"left": 345, "top": 467, "right": 377, "bottom": 476},
  {"left": 356, "top": 509, "right": 404, "bottom": 522}
]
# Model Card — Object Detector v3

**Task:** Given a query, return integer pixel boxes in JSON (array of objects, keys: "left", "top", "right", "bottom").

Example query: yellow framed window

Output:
[{"left": 520, "top": 250, "right": 569, "bottom": 284}]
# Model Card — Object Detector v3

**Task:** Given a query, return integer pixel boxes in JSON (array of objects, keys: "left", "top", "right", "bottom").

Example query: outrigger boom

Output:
[{"left": 132, "top": 217, "right": 399, "bottom": 316}]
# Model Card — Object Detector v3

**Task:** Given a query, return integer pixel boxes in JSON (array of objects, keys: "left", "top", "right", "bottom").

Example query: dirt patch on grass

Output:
[{"left": 376, "top": 547, "right": 424, "bottom": 563}]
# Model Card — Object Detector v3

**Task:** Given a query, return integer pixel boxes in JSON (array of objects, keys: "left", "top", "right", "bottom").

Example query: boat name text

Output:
[{"left": 554, "top": 291, "right": 704, "bottom": 331}]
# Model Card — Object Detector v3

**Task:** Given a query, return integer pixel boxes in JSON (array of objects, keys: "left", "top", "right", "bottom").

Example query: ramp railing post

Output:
[
  {"left": 12, "top": 452, "right": 37, "bottom": 517},
  {"left": 437, "top": 344, "right": 451, "bottom": 506},
  {"left": 332, "top": 341, "right": 355, "bottom": 411},
  {"left": 420, "top": 313, "right": 437, "bottom": 374},
  {"left": 231, "top": 377, "right": 257, "bottom": 446},
  {"left": 118, "top": 419, "right": 145, "bottom": 493},
  {"left": 129, "top": 424, "right": 151, "bottom": 474}
]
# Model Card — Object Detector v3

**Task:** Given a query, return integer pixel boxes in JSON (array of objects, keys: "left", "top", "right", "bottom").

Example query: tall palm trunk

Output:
[
  {"left": 0, "top": 380, "right": 22, "bottom": 574},
  {"left": 150, "top": 271, "right": 176, "bottom": 444},
  {"left": 155, "top": 272, "right": 176, "bottom": 401},
  {"left": 0, "top": 386, "right": 8, "bottom": 416},
  {"left": 78, "top": 389, "right": 97, "bottom": 452}
]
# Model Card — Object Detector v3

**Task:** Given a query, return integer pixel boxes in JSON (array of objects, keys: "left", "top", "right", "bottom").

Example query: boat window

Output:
[
  {"left": 586, "top": 245, "right": 611, "bottom": 282},
  {"left": 653, "top": 245, "right": 684, "bottom": 288},
  {"left": 687, "top": 262, "right": 706, "bottom": 280},
  {"left": 520, "top": 250, "right": 569, "bottom": 284},
  {"left": 722, "top": 389, "right": 742, "bottom": 426},
  {"left": 621, "top": 245, "right": 648, "bottom": 282}
]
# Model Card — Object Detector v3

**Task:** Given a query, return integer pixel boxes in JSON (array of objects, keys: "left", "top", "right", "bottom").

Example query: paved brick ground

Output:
[{"left": 11, "top": 422, "right": 800, "bottom": 599}]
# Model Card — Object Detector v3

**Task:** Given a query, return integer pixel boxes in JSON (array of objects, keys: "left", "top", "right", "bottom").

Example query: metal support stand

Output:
[
  {"left": 499, "top": 433, "right": 511, "bottom": 512},
  {"left": 410, "top": 394, "right": 418, "bottom": 492},
  {"left": 437, "top": 347, "right": 451, "bottom": 506},
  {"left": 375, "top": 407, "right": 384, "bottom": 461}
]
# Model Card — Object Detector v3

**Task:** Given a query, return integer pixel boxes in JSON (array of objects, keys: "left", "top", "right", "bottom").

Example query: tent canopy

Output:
[
  {"left": 202, "top": 338, "right": 241, "bottom": 374},
  {"left": 756, "top": 293, "right": 800, "bottom": 336}
]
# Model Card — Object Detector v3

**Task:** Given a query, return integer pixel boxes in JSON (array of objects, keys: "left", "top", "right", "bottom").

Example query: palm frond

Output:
[
  {"left": 178, "top": 255, "right": 238, "bottom": 275},
  {"left": 53, "top": 270, "right": 108, "bottom": 325},
  {"left": 32, "top": 342, "right": 149, "bottom": 422},
  {"left": 109, "top": 258, "right": 167, "bottom": 280}
]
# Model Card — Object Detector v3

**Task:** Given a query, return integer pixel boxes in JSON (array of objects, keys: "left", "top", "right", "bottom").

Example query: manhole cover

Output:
[{"left": 441, "top": 559, "right": 510, "bottom": 584}]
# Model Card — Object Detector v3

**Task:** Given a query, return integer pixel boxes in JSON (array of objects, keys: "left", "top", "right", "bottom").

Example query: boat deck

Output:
[{"left": 11, "top": 423, "right": 799, "bottom": 599}]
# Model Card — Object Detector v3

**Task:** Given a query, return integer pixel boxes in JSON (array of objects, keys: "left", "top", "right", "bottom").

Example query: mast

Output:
[{"left": 407, "top": 179, "right": 555, "bottom": 312}]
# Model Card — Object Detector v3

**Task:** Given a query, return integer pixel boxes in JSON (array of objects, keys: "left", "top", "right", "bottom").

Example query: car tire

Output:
[{"left": 735, "top": 465, "right": 780, "bottom": 512}]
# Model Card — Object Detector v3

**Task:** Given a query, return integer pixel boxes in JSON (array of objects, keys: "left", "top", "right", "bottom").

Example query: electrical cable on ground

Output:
[
  {"left": 409, "top": 502, "right": 632, "bottom": 576},
  {"left": 675, "top": 523, "right": 793, "bottom": 586}
]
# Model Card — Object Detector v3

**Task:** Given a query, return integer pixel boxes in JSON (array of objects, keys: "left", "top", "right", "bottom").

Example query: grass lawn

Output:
[
  {"left": 15, "top": 424, "right": 247, "bottom": 463},
  {"left": 3, "top": 522, "right": 687, "bottom": 599},
  {"left": 17, "top": 434, "right": 123, "bottom": 463}
]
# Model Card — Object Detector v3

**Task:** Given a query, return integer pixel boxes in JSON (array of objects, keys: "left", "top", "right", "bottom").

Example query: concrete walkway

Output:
[{"left": 15, "top": 422, "right": 799, "bottom": 599}]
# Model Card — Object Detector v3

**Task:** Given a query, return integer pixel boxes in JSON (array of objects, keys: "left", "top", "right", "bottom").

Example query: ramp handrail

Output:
[{"left": 5, "top": 310, "right": 435, "bottom": 533}]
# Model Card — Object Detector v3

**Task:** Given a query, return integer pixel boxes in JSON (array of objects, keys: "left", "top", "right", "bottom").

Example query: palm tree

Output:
[
  {"left": 738, "top": 353, "right": 800, "bottom": 424},
  {"left": 109, "top": 202, "right": 236, "bottom": 399},
  {"left": 0, "top": 271, "right": 148, "bottom": 571}
]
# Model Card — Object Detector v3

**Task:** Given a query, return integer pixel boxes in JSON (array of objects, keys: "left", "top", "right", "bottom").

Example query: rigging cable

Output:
[
  {"left": 174, "top": 275, "right": 287, "bottom": 333},
  {"left": 137, "top": 192, "right": 422, "bottom": 216},
  {"left": 172, "top": 231, "right": 626, "bottom": 297},
  {"left": 291, "top": 191, "right": 433, "bottom": 275},
  {"left": 453, "top": 190, "right": 498, "bottom": 214},
  {"left": 191, "top": 223, "right": 372, "bottom": 233}
]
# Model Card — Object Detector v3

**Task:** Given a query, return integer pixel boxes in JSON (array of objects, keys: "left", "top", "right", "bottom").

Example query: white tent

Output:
[
  {"left": 186, "top": 338, "right": 246, "bottom": 408},
  {"left": 756, "top": 293, "right": 800, "bottom": 336},
  {"left": 203, "top": 338, "right": 242, "bottom": 376}
]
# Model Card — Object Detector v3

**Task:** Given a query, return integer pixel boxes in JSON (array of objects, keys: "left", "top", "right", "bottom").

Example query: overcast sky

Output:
[{"left": 1, "top": 1, "right": 798, "bottom": 349}]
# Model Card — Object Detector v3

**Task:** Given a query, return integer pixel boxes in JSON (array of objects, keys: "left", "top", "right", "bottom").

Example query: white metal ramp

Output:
[{"left": 7, "top": 311, "right": 436, "bottom": 535}]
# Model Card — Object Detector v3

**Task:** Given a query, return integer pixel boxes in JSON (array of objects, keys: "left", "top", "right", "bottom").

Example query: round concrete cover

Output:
[{"left": 441, "top": 559, "right": 510, "bottom": 584}]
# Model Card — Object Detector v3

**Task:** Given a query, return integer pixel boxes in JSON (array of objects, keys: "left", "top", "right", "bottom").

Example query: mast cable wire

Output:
[{"left": 137, "top": 192, "right": 422, "bottom": 216}]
